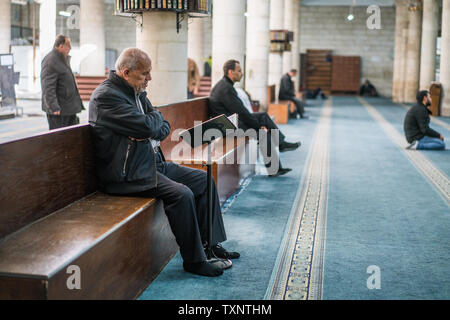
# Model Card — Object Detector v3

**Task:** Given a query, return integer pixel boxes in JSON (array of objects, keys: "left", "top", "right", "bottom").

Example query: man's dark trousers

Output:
[
  {"left": 135, "top": 151, "right": 227, "bottom": 264},
  {"left": 46, "top": 114, "right": 79, "bottom": 130},
  {"left": 288, "top": 97, "right": 305, "bottom": 117},
  {"left": 240, "top": 112, "right": 285, "bottom": 173}
]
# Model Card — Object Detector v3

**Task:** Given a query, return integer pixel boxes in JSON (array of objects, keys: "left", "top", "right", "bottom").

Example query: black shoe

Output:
[
  {"left": 183, "top": 261, "right": 224, "bottom": 277},
  {"left": 300, "top": 115, "right": 309, "bottom": 119},
  {"left": 279, "top": 141, "right": 301, "bottom": 152},
  {"left": 269, "top": 167, "right": 292, "bottom": 177},
  {"left": 211, "top": 243, "right": 240, "bottom": 259}
]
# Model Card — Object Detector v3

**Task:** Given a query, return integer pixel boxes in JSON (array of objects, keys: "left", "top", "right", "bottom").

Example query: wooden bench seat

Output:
[
  {"left": 0, "top": 193, "right": 176, "bottom": 299},
  {"left": 0, "top": 125, "right": 178, "bottom": 299},
  {"left": 158, "top": 98, "right": 255, "bottom": 203},
  {"left": 266, "top": 85, "right": 293, "bottom": 124}
]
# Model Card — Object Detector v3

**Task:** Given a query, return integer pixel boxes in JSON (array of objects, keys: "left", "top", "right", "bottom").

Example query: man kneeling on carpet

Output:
[
  {"left": 89, "top": 48, "right": 239, "bottom": 277},
  {"left": 403, "top": 90, "right": 445, "bottom": 151}
]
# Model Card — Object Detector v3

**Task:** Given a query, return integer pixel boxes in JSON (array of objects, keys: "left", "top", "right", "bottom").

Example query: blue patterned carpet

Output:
[{"left": 138, "top": 97, "right": 450, "bottom": 300}]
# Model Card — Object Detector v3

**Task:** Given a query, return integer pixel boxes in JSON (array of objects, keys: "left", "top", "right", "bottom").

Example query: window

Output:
[{"left": 11, "top": 1, "right": 40, "bottom": 46}]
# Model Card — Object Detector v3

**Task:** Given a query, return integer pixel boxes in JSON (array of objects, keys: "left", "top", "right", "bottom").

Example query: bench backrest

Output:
[
  {"left": 0, "top": 98, "right": 210, "bottom": 239},
  {"left": 0, "top": 125, "right": 97, "bottom": 239},
  {"left": 267, "top": 85, "right": 276, "bottom": 103},
  {"left": 158, "top": 97, "right": 209, "bottom": 155}
]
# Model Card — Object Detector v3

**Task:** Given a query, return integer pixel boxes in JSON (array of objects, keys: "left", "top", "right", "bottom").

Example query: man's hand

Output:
[
  {"left": 129, "top": 136, "right": 148, "bottom": 142},
  {"left": 440, "top": 134, "right": 444, "bottom": 141},
  {"left": 53, "top": 110, "right": 61, "bottom": 115},
  {"left": 261, "top": 126, "right": 268, "bottom": 132}
]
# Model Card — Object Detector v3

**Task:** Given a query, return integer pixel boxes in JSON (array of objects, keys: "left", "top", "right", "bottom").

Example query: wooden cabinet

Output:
[
  {"left": 331, "top": 56, "right": 361, "bottom": 94},
  {"left": 305, "top": 49, "right": 333, "bottom": 95}
]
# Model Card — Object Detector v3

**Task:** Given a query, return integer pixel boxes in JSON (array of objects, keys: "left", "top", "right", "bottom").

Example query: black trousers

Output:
[
  {"left": 46, "top": 114, "right": 79, "bottom": 130},
  {"left": 241, "top": 112, "right": 285, "bottom": 173},
  {"left": 288, "top": 97, "right": 305, "bottom": 117},
  {"left": 135, "top": 151, "right": 227, "bottom": 263}
]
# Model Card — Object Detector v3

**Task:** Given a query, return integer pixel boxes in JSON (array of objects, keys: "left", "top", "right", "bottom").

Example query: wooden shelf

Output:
[
  {"left": 115, "top": 0, "right": 210, "bottom": 15},
  {"left": 270, "top": 30, "right": 294, "bottom": 53}
]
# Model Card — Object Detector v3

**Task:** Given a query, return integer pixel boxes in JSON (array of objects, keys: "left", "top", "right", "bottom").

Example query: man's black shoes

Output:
[
  {"left": 211, "top": 243, "right": 240, "bottom": 260},
  {"left": 279, "top": 141, "right": 301, "bottom": 152}
]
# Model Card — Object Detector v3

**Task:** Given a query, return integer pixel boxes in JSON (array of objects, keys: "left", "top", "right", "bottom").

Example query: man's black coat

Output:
[
  {"left": 41, "top": 49, "right": 83, "bottom": 115},
  {"left": 279, "top": 73, "right": 295, "bottom": 100},
  {"left": 89, "top": 71, "right": 171, "bottom": 194},
  {"left": 403, "top": 103, "right": 441, "bottom": 143},
  {"left": 209, "top": 76, "right": 260, "bottom": 130}
]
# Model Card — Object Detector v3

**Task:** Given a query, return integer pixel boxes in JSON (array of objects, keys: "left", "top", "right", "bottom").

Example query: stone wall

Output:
[
  {"left": 299, "top": 5, "right": 396, "bottom": 97},
  {"left": 104, "top": 3, "right": 136, "bottom": 69}
]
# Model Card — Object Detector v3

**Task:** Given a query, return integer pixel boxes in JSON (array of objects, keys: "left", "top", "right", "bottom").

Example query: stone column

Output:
[
  {"left": 392, "top": 0, "right": 408, "bottom": 102},
  {"left": 211, "top": 0, "right": 246, "bottom": 88},
  {"left": 80, "top": 0, "right": 105, "bottom": 76},
  {"left": 268, "top": 0, "right": 285, "bottom": 92},
  {"left": 403, "top": 6, "right": 422, "bottom": 103},
  {"left": 188, "top": 18, "right": 204, "bottom": 75},
  {"left": 202, "top": 16, "right": 213, "bottom": 61},
  {"left": 440, "top": 0, "right": 450, "bottom": 116},
  {"left": 39, "top": 0, "right": 56, "bottom": 58},
  {"left": 282, "top": 0, "right": 294, "bottom": 74},
  {"left": 0, "top": 0, "right": 11, "bottom": 53},
  {"left": 137, "top": 12, "right": 188, "bottom": 106},
  {"left": 291, "top": 0, "right": 301, "bottom": 91},
  {"left": 245, "top": 0, "right": 270, "bottom": 111},
  {"left": 419, "top": 0, "right": 439, "bottom": 90}
]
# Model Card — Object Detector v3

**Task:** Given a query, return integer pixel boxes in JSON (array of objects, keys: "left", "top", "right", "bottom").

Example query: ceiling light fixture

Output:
[
  {"left": 58, "top": 11, "right": 72, "bottom": 17},
  {"left": 346, "top": 0, "right": 356, "bottom": 22}
]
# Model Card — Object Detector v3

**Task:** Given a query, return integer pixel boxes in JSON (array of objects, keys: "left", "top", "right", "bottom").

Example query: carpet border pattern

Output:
[{"left": 264, "top": 99, "right": 332, "bottom": 300}]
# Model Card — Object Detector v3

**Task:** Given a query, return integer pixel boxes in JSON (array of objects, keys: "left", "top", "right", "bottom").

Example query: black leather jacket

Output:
[{"left": 89, "top": 71, "right": 170, "bottom": 194}]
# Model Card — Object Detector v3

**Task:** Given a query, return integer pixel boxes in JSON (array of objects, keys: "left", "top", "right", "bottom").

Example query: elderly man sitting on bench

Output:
[{"left": 89, "top": 48, "right": 239, "bottom": 277}]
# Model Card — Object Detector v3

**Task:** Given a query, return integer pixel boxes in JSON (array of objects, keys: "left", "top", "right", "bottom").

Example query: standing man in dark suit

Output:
[
  {"left": 209, "top": 59, "right": 301, "bottom": 177},
  {"left": 41, "top": 34, "right": 84, "bottom": 130},
  {"left": 279, "top": 69, "right": 307, "bottom": 119}
]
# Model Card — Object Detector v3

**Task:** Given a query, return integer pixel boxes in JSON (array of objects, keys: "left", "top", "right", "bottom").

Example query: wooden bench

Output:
[
  {"left": 266, "top": 85, "right": 295, "bottom": 124},
  {"left": 0, "top": 125, "right": 178, "bottom": 299},
  {"left": 158, "top": 98, "right": 255, "bottom": 204},
  {"left": 0, "top": 98, "right": 253, "bottom": 299}
]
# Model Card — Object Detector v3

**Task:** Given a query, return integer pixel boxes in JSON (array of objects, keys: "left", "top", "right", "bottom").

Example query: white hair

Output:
[{"left": 115, "top": 48, "right": 150, "bottom": 72}]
